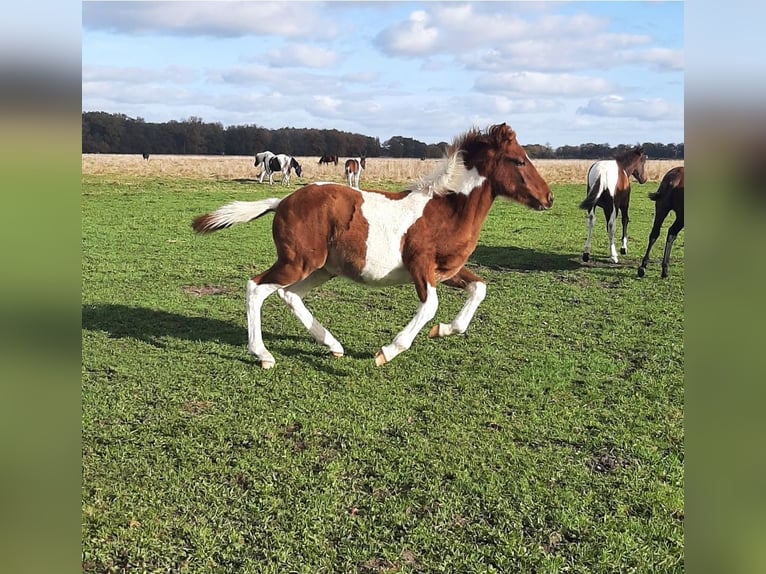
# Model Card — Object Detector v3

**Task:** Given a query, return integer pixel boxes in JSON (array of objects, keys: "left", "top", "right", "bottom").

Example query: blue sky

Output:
[{"left": 81, "top": 1, "right": 684, "bottom": 148}]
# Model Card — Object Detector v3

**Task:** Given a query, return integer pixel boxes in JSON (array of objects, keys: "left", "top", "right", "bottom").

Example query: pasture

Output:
[{"left": 82, "top": 155, "right": 683, "bottom": 573}]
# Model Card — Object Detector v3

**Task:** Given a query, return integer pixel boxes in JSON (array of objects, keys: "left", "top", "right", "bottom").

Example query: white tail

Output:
[{"left": 192, "top": 198, "right": 282, "bottom": 234}]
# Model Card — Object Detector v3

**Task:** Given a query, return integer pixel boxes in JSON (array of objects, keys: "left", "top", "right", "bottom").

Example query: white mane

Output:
[{"left": 409, "top": 151, "right": 484, "bottom": 197}]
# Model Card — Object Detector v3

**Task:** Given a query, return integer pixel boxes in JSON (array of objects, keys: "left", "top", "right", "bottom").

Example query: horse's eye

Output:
[{"left": 508, "top": 157, "right": 525, "bottom": 167}]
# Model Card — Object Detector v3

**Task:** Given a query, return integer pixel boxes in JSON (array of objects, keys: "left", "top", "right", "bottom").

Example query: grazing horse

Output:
[
  {"left": 192, "top": 123, "right": 553, "bottom": 369},
  {"left": 318, "top": 154, "right": 338, "bottom": 165},
  {"left": 254, "top": 151, "right": 275, "bottom": 183},
  {"left": 142, "top": 152, "right": 150, "bottom": 160},
  {"left": 264, "top": 154, "right": 302, "bottom": 186},
  {"left": 580, "top": 146, "right": 647, "bottom": 263},
  {"left": 638, "top": 166, "right": 684, "bottom": 278},
  {"left": 345, "top": 156, "right": 366, "bottom": 189}
]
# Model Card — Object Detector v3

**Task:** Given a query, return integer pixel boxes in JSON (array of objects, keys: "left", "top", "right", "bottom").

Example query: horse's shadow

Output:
[
  {"left": 470, "top": 245, "right": 581, "bottom": 272},
  {"left": 81, "top": 303, "right": 367, "bottom": 375}
]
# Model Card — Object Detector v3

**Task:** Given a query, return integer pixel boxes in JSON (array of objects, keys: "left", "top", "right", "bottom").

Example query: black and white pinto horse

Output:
[
  {"left": 254, "top": 151, "right": 275, "bottom": 184},
  {"left": 344, "top": 156, "right": 366, "bottom": 189},
  {"left": 265, "top": 154, "right": 303, "bottom": 186},
  {"left": 580, "top": 146, "right": 647, "bottom": 263},
  {"left": 638, "top": 166, "right": 684, "bottom": 278}
]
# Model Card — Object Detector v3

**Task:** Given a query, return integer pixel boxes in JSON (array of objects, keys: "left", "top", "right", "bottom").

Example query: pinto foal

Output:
[
  {"left": 580, "top": 146, "right": 647, "bottom": 263},
  {"left": 344, "top": 157, "right": 366, "bottom": 189},
  {"left": 193, "top": 123, "right": 553, "bottom": 368}
]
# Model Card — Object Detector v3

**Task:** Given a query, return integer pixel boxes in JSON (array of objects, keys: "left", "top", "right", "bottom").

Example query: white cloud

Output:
[
  {"left": 373, "top": 10, "right": 438, "bottom": 56},
  {"left": 475, "top": 72, "right": 614, "bottom": 97},
  {"left": 82, "top": 2, "right": 338, "bottom": 39},
  {"left": 82, "top": 65, "right": 198, "bottom": 84},
  {"left": 266, "top": 44, "right": 339, "bottom": 69},
  {"left": 577, "top": 95, "right": 682, "bottom": 120}
]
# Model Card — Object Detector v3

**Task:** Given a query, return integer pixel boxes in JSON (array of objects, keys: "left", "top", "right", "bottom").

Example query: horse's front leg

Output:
[
  {"left": 606, "top": 206, "right": 619, "bottom": 263},
  {"left": 620, "top": 205, "right": 630, "bottom": 255},
  {"left": 375, "top": 280, "right": 438, "bottom": 367},
  {"left": 429, "top": 267, "right": 486, "bottom": 338}
]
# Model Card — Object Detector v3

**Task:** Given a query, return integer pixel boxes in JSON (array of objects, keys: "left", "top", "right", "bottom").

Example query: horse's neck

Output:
[{"left": 432, "top": 183, "right": 495, "bottom": 234}]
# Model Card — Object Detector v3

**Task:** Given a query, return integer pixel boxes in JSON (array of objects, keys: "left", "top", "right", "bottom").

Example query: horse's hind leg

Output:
[
  {"left": 661, "top": 216, "right": 684, "bottom": 278},
  {"left": 429, "top": 267, "right": 486, "bottom": 338},
  {"left": 638, "top": 207, "right": 667, "bottom": 277},
  {"left": 583, "top": 209, "right": 595, "bottom": 262},
  {"left": 247, "top": 280, "right": 281, "bottom": 368},
  {"left": 247, "top": 261, "right": 315, "bottom": 369},
  {"left": 276, "top": 270, "right": 345, "bottom": 357}
]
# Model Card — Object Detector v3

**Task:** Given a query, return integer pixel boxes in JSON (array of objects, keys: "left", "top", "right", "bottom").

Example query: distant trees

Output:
[{"left": 81, "top": 112, "right": 683, "bottom": 159}]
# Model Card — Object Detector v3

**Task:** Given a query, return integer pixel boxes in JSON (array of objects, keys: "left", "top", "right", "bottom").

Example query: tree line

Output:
[{"left": 82, "top": 112, "right": 684, "bottom": 160}]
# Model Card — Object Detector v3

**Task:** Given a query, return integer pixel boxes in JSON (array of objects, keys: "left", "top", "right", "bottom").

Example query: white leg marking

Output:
[
  {"left": 433, "top": 281, "right": 487, "bottom": 337},
  {"left": 607, "top": 209, "right": 619, "bottom": 263},
  {"left": 378, "top": 284, "right": 438, "bottom": 364},
  {"left": 276, "top": 273, "right": 345, "bottom": 357},
  {"left": 247, "top": 280, "right": 280, "bottom": 368}
]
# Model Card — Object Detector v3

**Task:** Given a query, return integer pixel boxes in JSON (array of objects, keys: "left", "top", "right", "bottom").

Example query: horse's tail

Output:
[
  {"left": 192, "top": 198, "right": 282, "bottom": 234},
  {"left": 579, "top": 174, "right": 604, "bottom": 211}
]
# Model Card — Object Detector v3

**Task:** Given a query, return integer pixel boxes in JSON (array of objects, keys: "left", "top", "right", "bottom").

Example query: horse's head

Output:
[
  {"left": 291, "top": 158, "right": 302, "bottom": 177},
  {"left": 632, "top": 146, "right": 648, "bottom": 184},
  {"left": 360, "top": 156, "right": 367, "bottom": 169},
  {"left": 460, "top": 123, "right": 553, "bottom": 211},
  {"left": 620, "top": 146, "right": 648, "bottom": 184}
]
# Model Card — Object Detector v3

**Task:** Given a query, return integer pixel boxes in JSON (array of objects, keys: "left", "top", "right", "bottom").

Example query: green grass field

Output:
[{"left": 82, "top": 175, "right": 683, "bottom": 573}]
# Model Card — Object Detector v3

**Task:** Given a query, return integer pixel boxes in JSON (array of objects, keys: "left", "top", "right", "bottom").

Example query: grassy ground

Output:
[{"left": 82, "top": 171, "right": 683, "bottom": 573}]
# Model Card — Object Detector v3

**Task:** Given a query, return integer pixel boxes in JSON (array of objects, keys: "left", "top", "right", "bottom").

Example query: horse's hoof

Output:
[
  {"left": 374, "top": 352, "right": 387, "bottom": 367},
  {"left": 661, "top": 269, "right": 669, "bottom": 279},
  {"left": 620, "top": 247, "right": 627, "bottom": 255},
  {"left": 582, "top": 252, "right": 590, "bottom": 262},
  {"left": 331, "top": 351, "right": 344, "bottom": 359},
  {"left": 637, "top": 266, "right": 645, "bottom": 278},
  {"left": 428, "top": 324, "right": 440, "bottom": 338},
  {"left": 611, "top": 257, "right": 619, "bottom": 264},
  {"left": 260, "top": 360, "right": 276, "bottom": 369}
]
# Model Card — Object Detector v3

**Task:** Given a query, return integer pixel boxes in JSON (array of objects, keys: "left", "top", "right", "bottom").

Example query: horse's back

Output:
[{"left": 587, "top": 160, "right": 620, "bottom": 191}]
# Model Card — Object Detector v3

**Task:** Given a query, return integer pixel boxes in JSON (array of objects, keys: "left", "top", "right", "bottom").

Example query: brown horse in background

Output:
[
  {"left": 638, "top": 166, "right": 684, "bottom": 278},
  {"left": 318, "top": 154, "right": 338, "bottom": 165}
]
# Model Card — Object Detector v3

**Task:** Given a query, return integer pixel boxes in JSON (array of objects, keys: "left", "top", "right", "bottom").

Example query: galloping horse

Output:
[
  {"left": 254, "top": 151, "right": 275, "bottom": 183},
  {"left": 265, "top": 154, "right": 303, "bottom": 186},
  {"left": 192, "top": 123, "right": 553, "bottom": 368},
  {"left": 580, "top": 146, "right": 647, "bottom": 263},
  {"left": 638, "top": 166, "right": 684, "bottom": 278},
  {"left": 318, "top": 154, "right": 338, "bottom": 165},
  {"left": 344, "top": 156, "right": 366, "bottom": 189}
]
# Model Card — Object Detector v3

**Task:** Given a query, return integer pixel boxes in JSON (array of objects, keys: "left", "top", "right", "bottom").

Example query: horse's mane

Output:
[
  {"left": 614, "top": 145, "right": 644, "bottom": 164},
  {"left": 409, "top": 127, "right": 490, "bottom": 197}
]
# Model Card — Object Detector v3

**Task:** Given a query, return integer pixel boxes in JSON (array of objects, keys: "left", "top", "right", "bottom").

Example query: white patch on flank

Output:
[
  {"left": 587, "top": 160, "right": 619, "bottom": 200},
  {"left": 358, "top": 190, "right": 432, "bottom": 285},
  {"left": 412, "top": 151, "right": 485, "bottom": 197}
]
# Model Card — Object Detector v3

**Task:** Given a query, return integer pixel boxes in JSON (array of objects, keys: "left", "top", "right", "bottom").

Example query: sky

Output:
[{"left": 81, "top": 1, "right": 684, "bottom": 148}]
